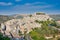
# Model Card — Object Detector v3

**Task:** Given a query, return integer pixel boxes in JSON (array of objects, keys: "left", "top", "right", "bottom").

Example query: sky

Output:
[{"left": 0, "top": 0, "right": 60, "bottom": 15}]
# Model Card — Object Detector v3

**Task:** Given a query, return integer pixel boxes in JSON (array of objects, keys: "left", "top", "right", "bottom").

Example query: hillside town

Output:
[{"left": 0, "top": 13, "right": 53, "bottom": 40}]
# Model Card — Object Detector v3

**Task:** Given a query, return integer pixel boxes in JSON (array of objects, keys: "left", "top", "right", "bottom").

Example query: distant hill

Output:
[
  {"left": 12, "top": 14, "right": 29, "bottom": 19},
  {"left": 0, "top": 15, "right": 14, "bottom": 23},
  {"left": 13, "top": 15, "right": 24, "bottom": 19},
  {"left": 49, "top": 14, "right": 60, "bottom": 21},
  {"left": 0, "top": 14, "right": 26, "bottom": 24}
]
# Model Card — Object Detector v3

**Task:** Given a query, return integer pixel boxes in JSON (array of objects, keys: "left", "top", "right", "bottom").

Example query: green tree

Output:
[
  {"left": 29, "top": 15, "right": 32, "bottom": 17},
  {"left": 0, "top": 32, "right": 10, "bottom": 40}
]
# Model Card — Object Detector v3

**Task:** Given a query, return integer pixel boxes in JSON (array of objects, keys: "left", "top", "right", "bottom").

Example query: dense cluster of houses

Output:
[{"left": 0, "top": 13, "right": 52, "bottom": 38}]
